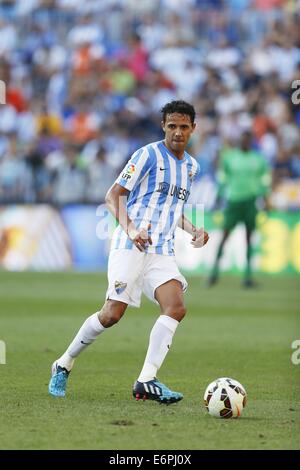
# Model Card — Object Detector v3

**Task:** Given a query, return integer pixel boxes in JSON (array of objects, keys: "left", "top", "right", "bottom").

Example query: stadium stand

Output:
[{"left": 0, "top": 0, "right": 299, "bottom": 209}]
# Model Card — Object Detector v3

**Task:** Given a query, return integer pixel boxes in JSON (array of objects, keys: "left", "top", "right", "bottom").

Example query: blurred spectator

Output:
[
  {"left": 86, "top": 146, "right": 117, "bottom": 203},
  {"left": 52, "top": 145, "right": 87, "bottom": 204},
  {"left": 0, "top": 133, "right": 33, "bottom": 202},
  {"left": 64, "top": 100, "right": 100, "bottom": 146}
]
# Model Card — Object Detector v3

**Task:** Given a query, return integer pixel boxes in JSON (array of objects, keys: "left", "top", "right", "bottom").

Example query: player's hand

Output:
[
  {"left": 191, "top": 227, "right": 209, "bottom": 248},
  {"left": 128, "top": 223, "right": 152, "bottom": 252}
]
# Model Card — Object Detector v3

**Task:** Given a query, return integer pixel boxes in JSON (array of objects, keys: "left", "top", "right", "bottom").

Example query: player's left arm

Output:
[
  {"left": 178, "top": 159, "right": 209, "bottom": 247},
  {"left": 178, "top": 214, "right": 209, "bottom": 248}
]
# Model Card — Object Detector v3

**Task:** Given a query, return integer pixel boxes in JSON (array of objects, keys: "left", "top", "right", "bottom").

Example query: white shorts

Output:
[{"left": 106, "top": 248, "right": 188, "bottom": 308}]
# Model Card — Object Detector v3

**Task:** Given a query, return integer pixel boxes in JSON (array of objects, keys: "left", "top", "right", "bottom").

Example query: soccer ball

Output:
[{"left": 204, "top": 377, "right": 247, "bottom": 418}]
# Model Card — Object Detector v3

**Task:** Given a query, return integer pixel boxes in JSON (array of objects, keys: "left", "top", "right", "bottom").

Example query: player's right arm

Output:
[
  {"left": 105, "top": 147, "right": 154, "bottom": 251},
  {"left": 105, "top": 183, "right": 152, "bottom": 252}
]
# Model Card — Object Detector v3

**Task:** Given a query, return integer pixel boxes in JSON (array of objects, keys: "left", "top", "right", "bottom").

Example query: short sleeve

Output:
[
  {"left": 189, "top": 158, "right": 201, "bottom": 183},
  {"left": 194, "top": 161, "right": 201, "bottom": 181},
  {"left": 116, "top": 147, "right": 153, "bottom": 192}
]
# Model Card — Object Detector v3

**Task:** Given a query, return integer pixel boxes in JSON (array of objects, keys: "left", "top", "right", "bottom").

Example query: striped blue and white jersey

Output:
[{"left": 111, "top": 140, "right": 201, "bottom": 255}]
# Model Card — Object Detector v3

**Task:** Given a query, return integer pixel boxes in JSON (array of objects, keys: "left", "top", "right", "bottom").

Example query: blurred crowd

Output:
[{"left": 0, "top": 0, "right": 300, "bottom": 208}]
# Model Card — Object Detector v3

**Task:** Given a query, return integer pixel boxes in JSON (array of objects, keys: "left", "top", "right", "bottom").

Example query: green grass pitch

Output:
[{"left": 0, "top": 271, "right": 299, "bottom": 450}]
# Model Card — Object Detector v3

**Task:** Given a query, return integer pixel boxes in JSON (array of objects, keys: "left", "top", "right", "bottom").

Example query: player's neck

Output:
[{"left": 163, "top": 141, "right": 185, "bottom": 160}]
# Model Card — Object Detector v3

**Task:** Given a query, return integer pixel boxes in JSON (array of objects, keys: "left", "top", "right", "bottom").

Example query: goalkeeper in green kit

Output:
[{"left": 208, "top": 131, "right": 271, "bottom": 288}]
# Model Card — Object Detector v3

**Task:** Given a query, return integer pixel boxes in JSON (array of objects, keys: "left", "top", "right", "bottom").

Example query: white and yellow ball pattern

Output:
[{"left": 204, "top": 377, "right": 247, "bottom": 418}]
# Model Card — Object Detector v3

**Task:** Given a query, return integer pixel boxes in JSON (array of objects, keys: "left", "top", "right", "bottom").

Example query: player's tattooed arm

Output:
[
  {"left": 105, "top": 183, "right": 152, "bottom": 252},
  {"left": 190, "top": 226, "right": 209, "bottom": 248},
  {"left": 105, "top": 182, "right": 132, "bottom": 231},
  {"left": 178, "top": 215, "right": 209, "bottom": 248}
]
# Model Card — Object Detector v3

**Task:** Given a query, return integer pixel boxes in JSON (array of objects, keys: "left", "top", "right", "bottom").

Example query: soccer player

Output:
[
  {"left": 207, "top": 131, "right": 271, "bottom": 288},
  {"left": 48, "top": 100, "right": 209, "bottom": 404}
]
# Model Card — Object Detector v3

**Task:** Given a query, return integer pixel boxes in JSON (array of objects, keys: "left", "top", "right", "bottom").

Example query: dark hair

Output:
[{"left": 161, "top": 100, "right": 196, "bottom": 124}]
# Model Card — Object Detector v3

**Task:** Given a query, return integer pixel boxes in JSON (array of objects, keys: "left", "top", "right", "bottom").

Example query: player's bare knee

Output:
[
  {"left": 99, "top": 310, "right": 122, "bottom": 328},
  {"left": 104, "top": 314, "right": 120, "bottom": 327},
  {"left": 176, "top": 305, "right": 187, "bottom": 321},
  {"left": 163, "top": 304, "right": 186, "bottom": 322},
  {"left": 98, "top": 300, "right": 127, "bottom": 328}
]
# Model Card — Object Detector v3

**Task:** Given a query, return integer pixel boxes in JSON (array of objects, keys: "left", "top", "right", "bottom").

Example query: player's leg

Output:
[
  {"left": 243, "top": 227, "right": 256, "bottom": 287},
  {"left": 48, "top": 300, "right": 127, "bottom": 397},
  {"left": 56, "top": 299, "right": 128, "bottom": 369},
  {"left": 243, "top": 198, "right": 257, "bottom": 287},
  {"left": 138, "top": 279, "right": 185, "bottom": 381},
  {"left": 133, "top": 275, "right": 186, "bottom": 404},
  {"left": 208, "top": 200, "right": 239, "bottom": 286},
  {"left": 207, "top": 228, "right": 230, "bottom": 286},
  {"left": 49, "top": 249, "right": 144, "bottom": 397}
]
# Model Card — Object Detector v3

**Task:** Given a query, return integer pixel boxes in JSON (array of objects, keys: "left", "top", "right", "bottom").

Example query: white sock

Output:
[
  {"left": 57, "top": 312, "right": 106, "bottom": 371},
  {"left": 137, "top": 315, "right": 179, "bottom": 383}
]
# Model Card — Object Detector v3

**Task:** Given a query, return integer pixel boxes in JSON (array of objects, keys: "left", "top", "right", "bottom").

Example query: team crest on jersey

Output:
[
  {"left": 115, "top": 281, "right": 127, "bottom": 294},
  {"left": 122, "top": 163, "right": 136, "bottom": 181}
]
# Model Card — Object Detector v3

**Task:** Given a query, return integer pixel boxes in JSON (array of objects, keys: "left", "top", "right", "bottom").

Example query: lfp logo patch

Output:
[
  {"left": 126, "top": 164, "right": 136, "bottom": 174},
  {"left": 122, "top": 163, "right": 136, "bottom": 181}
]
